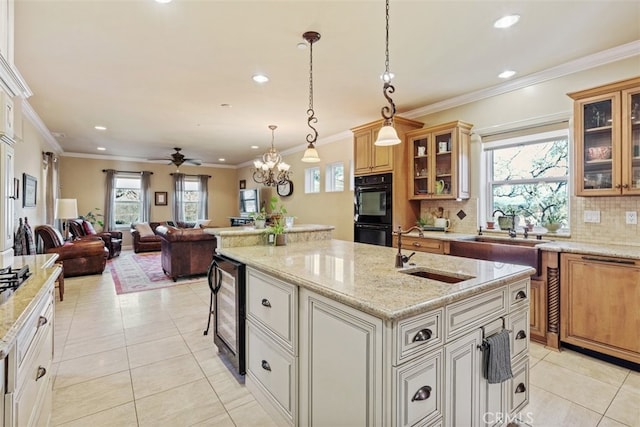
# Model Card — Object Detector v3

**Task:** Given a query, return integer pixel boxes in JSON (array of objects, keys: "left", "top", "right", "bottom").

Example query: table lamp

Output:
[{"left": 55, "top": 198, "right": 78, "bottom": 241}]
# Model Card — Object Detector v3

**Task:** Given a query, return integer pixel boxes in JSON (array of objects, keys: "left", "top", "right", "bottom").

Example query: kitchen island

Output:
[{"left": 218, "top": 240, "right": 534, "bottom": 427}]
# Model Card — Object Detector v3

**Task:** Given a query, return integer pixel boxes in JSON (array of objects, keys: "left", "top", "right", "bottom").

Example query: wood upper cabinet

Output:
[
  {"left": 560, "top": 253, "right": 640, "bottom": 364},
  {"left": 569, "top": 76, "right": 640, "bottom": 196},
  {"left": 406, "top": 121, "right": 472, "bottom": 200},
  {"left": 352, "top": 116, "right": 423, "bottom": 176}
]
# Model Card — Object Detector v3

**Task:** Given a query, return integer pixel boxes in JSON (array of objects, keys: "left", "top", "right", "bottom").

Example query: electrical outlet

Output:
[
  {"left": 583, "top": 210, "right": 601, "bottom": 223},
  {"left": 626, "top": 211, "right": 638, "bottom": 225}
]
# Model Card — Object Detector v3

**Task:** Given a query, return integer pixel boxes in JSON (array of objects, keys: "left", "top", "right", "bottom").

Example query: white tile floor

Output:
[{"left": 52, "top": 259, "right": 639, "bottom": 426}]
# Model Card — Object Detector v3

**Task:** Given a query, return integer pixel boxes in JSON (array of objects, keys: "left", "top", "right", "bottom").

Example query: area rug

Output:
[{"left": 108, "top": 251, "right": 207, "bottom": 294}]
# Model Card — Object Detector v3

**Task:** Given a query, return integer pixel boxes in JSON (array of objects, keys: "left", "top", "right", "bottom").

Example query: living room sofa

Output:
[
  {"left": 155, "top": 225, "right": 217, "bottom": 281},
  {"left": 34, "top": 225, "right": 109, "bottom": 277},
  {"left": 68, "top": 218, "right": 122, "bottom": 259},
  {"left": 131, "top": 222, "right": 163, "bottom": 253}
]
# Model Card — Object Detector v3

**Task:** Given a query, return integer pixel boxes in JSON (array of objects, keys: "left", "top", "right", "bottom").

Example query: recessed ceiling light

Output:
[
  {"left": 218, "top": 158, "right": 226, "bottom": 162},
  {"left": 251, "top": 145, "right": 259, "bottom": 150},
  {"left": 97, "top": 147, "right": 106, "bottom": 151},
  {"left": 297, "top": 42, "right": 307, "bottom": 49},
  {"left": 494, "top": 14, "right": 520, "bottom": 29},
  {"left": 94, "top": 125, "right": 107, "bottom": 130},
  {"left": 155, "top": 0, "right": 172, "bottom": 4},
  {"left": 220, "top": 103, "right": 232, "bottom": 108},
  {"left": 252, "top": 74, "right": 269, "bottom": 83},
  {"left": 498, "top": 70, "right": 517, "bottom": 79}
]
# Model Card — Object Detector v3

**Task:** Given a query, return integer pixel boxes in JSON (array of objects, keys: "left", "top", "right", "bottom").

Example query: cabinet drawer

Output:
[
  {"left": 247, "top": 269, "right": 297, "bottom": 352},
  {"left": 508, "top": 357, "right": 529, "bottom": 415},
  {"left": 394, "top": 349, "right": 442, "bottom": 427},
  {"left": 14, "top": 322, "right": 53, "bottom": 427},
  {"left": 445, "top": 288, "right": 507, "bottom": 340},
  {"left": 401, "top": 237, "right": 444, "bottom": 254},
  {"left": 395, "top": 309, "right": 443, "bottom": 365},
  {"left": 17, "top": 292, "right": 53, "bottom": 369},
  {"left": 508, "top": 279, "right": 530, "bottom": 310},
  {"left": 246, "top": 323, "right": 296, "bottom": 421},
  {"left": 509, "top": 308, "right": 530, "bottom": 362}
]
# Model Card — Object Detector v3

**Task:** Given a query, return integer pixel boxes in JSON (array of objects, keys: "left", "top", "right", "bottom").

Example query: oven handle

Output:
[
  {"left": 355, "top": 223, "right": 391, "bottom": 230},
  {"left": 207, "top": 259, "right": 223, "bottom": 294},
  {"left": 356, "top": 185, "right": 391, "bottom": 192}
]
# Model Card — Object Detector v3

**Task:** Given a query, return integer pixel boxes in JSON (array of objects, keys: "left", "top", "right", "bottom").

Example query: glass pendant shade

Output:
[
  {"left": 301, "top": 145, "right": 320, "bottom": 163},
  {"left": 374, "top": 123, "right": 401, "bottom": 146}
]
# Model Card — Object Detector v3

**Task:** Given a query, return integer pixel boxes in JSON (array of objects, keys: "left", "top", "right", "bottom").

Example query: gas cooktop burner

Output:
[{"left": 0, "top": 265, "right": 30, "bottom": 292}]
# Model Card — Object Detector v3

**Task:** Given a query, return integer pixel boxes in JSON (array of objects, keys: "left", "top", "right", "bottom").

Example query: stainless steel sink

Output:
[
  {"left": 448, "top": 237, "right": 541, "bottom": 275},
  {"left": 399, "top": 268, "right": 475, "bottom": 284}
]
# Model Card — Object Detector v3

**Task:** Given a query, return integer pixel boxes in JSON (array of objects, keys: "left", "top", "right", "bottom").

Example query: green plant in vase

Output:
[
  {"left": 264, "top": 196, "right": 288, "bottom": 245},
  {"left": 250, "top": 207, "right": 268, "bottom": 229},
  {"left": 80, "top": 208, "right": 104, "bottom": 230},
  {"left": 542, "top": 205, "right": 564, "bottom": 233}
]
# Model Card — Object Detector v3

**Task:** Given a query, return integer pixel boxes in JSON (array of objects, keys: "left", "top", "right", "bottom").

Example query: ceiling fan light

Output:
[
  {"left": 374, "top": 124, "right": 401, "bottom": 146},
  {"left": 302, "top": 145, "right": 321, "bottom": 163}
]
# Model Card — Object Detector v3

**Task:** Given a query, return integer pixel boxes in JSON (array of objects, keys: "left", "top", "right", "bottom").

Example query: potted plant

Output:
[
  {"left": 542, "top": 206, "right": 564, "bottom": 233},
  {"left": 250, "top": 207, "right": 267, "bottom": 229},
  {"left": 80, "top": 208, "right": 104, "bottom": 231},
  {"left": 265, "top": 196, "right": 288, "bottom": 245}
]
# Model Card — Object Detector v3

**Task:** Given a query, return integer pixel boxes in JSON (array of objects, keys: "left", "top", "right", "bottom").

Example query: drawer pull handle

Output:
[
  {"left": 412, "top": 242, "right": 422, "bottom": 247},
  {"left": 261, "top": 360, "right": 271, "bottom": 372},
  {"left": 36, "top": 366, "right": 47, "bottom": 381},
  {"left": 412, "top": 328, "right": 433, "bottom": 342},
  {"left": 261, "top": 299, "right": 271, "bottom": 308},
  {"left": 515, "top": 330, "right": 527, "bottom": 340},
  {"left": 515, "top": 383, "right": 526, "bottom": 393},
  {"left": 581, "top": 256, "right": 635, "bottom": 265},
  {"left": 515, "top": 290, "right": 527, "bottom": 300},
  {"left": 411, "top": 385, "right": 432, "bottom": 402},
  {"left": 37, "top": 316, "right": 48, "bottom": 328}
]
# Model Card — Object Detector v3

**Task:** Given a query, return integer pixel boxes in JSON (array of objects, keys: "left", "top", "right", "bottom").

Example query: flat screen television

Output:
[{"left": 239, "top": 188, "right": 260, "bottom": 217}]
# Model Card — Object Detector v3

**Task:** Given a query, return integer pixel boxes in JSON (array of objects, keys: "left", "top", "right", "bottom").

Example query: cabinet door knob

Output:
[
  {"left": 615, "top": 184, "right": 622, "bottom": 189},
  {"left": 412, "top": 242, "right": 422, "bottom": 247},
  {"left": 515, "top": 383, "right": 526, "bottom": 393},
  {"left": 411, "top": 385, "right": 432, "bottom": 401},
  {"left": 515, "top": 290, "right": 527, "bottom": 300},
  {"left": 412, "top": 328, "right": 433, "bottom": 342},
  {"left": 515, "top": 330, "right": 527, "bottom": 340},
  {"left": 622, "top": 184, "right": 629, "bottom": 189},
  {"left": 261, "top": 299, "right": 271, "bottom": 308},
  {"left": 36, "top": 366, "right": 47, "bottom": 381},
  {"left": 37, "top": 316, "right": 48, "bottom": 328},
  {"left": 261, "top": 360, "right": 271, "bottom": 372}
]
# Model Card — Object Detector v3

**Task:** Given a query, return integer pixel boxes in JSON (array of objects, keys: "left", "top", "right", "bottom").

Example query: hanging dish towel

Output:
[{"left": 484, "top": 329, "right": 513, "bottom": 384}]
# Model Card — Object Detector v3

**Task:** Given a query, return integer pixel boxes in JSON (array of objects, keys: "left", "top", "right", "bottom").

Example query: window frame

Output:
[
  {"left": 304, "top": 166, "right": 321, "bottom": 194},
  {"left": 325, "top": 161, "right": 345, "bottom": 192},
  {"left": 113, "top": 173, "right": 142, "bottom": 227},
  {"left": 181, "top": 176, "right": 201, "bottom": 222}
]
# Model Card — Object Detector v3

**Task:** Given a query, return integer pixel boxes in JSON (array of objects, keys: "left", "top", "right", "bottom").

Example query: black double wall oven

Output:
[{"left": 354, "top": 173, "right": 393, "bottom": 247}]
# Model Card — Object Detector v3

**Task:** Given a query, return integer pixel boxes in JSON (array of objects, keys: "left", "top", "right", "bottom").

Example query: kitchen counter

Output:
[
  {"left": 204, "top": 224, "right": 334, "bottom": 248},
  {"left": 217, "top": 239, "right": 534, "bottom": 321},
  {"left": 0, "top": 254, "right": 61, "bottom": 357}
]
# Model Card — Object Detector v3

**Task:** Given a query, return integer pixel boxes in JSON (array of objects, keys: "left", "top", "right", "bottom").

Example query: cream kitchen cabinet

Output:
[
  {"left": 560, "top": 253, "right": 640, "bottom": 364},
  {"left": 406, "top": 121, "right": 472, "bottom": 200},
  {"left": 0, "top": 136, "right": 14, "bottom": 266},
  {"left": 569, "top": 76, "right": 640, "bottom": 196}
]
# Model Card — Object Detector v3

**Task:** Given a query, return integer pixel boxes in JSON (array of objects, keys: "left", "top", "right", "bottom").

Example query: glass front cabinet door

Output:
[
  {"left": 407, "top": 121, "right": 472, "bottom": 200},
  {"left": 570, "top": 77, "right": 640, "bottom": 196}
]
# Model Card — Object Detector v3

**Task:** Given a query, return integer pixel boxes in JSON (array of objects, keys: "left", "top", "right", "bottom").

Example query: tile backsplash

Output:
[{"left": 419, "top": 198, "right": 478, "bottom": 234}]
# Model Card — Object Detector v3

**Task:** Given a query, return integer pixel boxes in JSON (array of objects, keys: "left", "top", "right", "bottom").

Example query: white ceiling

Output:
[{"left": 14, "top": 0, "right": 640, "bottom": 167}]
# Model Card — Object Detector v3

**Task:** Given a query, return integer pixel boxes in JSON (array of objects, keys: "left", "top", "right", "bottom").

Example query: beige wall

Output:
[{"left": 58, "top": 157, "right": 238, "bottom": 246}]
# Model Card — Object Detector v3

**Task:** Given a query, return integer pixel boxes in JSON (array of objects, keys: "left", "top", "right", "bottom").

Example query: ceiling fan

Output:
[{"left": 149, "top": 147, "right": 202, "bottom": 168}]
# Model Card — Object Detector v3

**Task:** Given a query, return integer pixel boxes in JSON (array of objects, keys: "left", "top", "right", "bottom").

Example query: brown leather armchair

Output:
[
  {"left": 34, "top": 225, "right": 109, "bottom": 277},
  {"left": 155, "top": 225, "right": 217, "bottom": 281},
  {"left": 68, "top": 219, "right": 123, "bottom": 259},
  {"left": 131, "top": 222, "right": 163, "bottom": 253}
]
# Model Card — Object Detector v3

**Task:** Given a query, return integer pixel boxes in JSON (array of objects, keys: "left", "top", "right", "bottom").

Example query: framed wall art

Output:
[
  {"left": 23, "top": 173, "right": 37, "bottom": 207},
  {"left": 155, "top": 191, "right": 168, "bottom": 206},
  {"left": 239, "top": 179, "right": 246, "bottom": 189}
]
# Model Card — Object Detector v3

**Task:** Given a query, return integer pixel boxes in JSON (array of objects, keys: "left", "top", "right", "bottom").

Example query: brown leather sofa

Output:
[
  {"left": 131, "top": 222, "right": 163, "bottom": 253},
  {"left": 34, "top": 225, "right": 109, "bottom": 277},
  {"left": 68, "top": 219, "right": 123, "bottom": 259},
  {"left": 155, "top": 225, "right": 216, "bottom": 281}
]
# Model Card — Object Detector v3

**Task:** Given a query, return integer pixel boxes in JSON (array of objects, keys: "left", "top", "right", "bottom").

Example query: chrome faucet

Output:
[
  {"left": 508, "top": 228, "right": 517, "bottom": 238},
  {"left": 492, "top": 209, "right": 506, "bottom": 217},
  {"left": 393, "top": 226, "right": 424, "bottom": 268}
]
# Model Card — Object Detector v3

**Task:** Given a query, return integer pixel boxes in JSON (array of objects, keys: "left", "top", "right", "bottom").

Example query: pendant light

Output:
[
  {"left": 252, "top": 125, "right": 291, "bottom": 187},
  {"left": 301, "top": 31, "right": 321, "bottom": 163},
  {"left": 374, "top": 0, "right": 401, "bottom": 146}
]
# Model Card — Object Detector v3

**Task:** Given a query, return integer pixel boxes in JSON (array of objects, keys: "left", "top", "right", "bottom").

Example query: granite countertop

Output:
[
  {"left": 204, "top": 224, "right": 334, "bottom": 237},
  {"left": 0, "top": 254, "right": 61, "bottom": 358},
  {"left": 218, "top": 239, "right": 534, "bottom": 322}
]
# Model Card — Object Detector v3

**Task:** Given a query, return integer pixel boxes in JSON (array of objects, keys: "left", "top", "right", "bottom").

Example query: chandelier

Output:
[
  {"left": 252, "top": 125, "right": 291, "bottom": 187},
  {"left": 374, "top": 0, "right": 401, "bottom": 146},
  {"left": 301, "top": 31, "right": 321, "bottom": 162}
]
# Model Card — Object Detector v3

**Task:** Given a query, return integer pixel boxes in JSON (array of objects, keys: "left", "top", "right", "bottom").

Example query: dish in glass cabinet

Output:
[{"left": 586, "top": 146, "right": 612, "bottom": 161}]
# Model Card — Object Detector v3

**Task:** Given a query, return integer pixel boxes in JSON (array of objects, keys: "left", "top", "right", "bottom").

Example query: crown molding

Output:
[
  {"left": 0, "top": 56, "right": 32, "bottom": 98},
  {"left": 61, "top": 151, "right": 237, "bottom": 169},
  {"left": 404, "top": 40, "right": 640, "bottom": 119},
  {"left": 21, "top": 100, "right": 62, "bottom": 152}
]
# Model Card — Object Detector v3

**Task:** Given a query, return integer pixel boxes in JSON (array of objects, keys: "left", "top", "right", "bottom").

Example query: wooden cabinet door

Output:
[
  {"left": 622, "top": 86, "right": 640, "bottom": 195},
  {"left": 299, "top": 289, "right": 384, "bottom": 426},
  {"left": 528, "top": 278, "right": 546, "bottom": 343},
  {"left": 354, "top": 130, "right": 373, "bottom": 175},
  {"left": 560, "top": 254, "right": 640, "bottom": 363}
]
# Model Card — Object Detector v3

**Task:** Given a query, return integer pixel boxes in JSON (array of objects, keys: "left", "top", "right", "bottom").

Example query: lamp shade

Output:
[
  {"left": 374, "top": 124, "right": 401, "bottom": 146},
  {"left": 55, "top": 199, "right": 78, "bottom": 219},
  {"left": 301, "top": 146, "right": 321, "bottom": 163}
]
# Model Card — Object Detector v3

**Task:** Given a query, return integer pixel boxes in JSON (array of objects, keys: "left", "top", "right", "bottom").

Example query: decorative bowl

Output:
[
  {"left": 586, "top": 146, "right": 612, "bottom": 161},
  {"left": 543, "top": 222, "right": 561, "bottom": 233}
]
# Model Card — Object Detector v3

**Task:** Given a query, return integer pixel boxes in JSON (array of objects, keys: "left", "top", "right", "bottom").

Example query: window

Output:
[
  {"left": 114, "top": 174, "right": 142, "bottom": 225},
  {"left": 182, "top": 176, "right": 201, "bottom": 221},
  {"left": 305, "top": 167, "right": 320, "bottom": 194},
  {"left": 325, "top": 162, "right": 344, "bottom": 192},
  {"left": 484, "top": 127, "right": 569, "bottom": 229}
]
